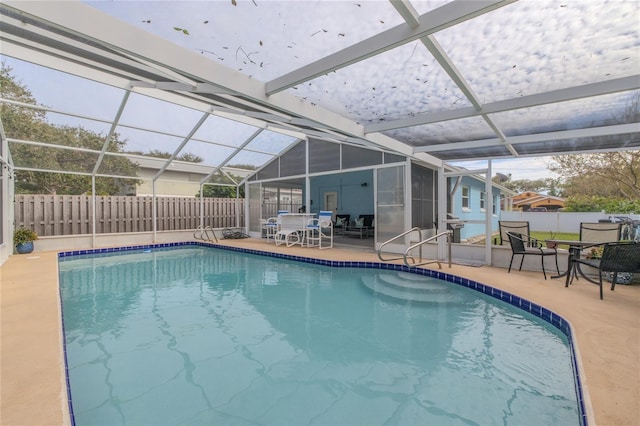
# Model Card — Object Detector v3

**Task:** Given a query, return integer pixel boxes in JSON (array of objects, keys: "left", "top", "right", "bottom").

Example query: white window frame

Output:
[{"left": 461, "top": 186, "right": 470, "bottom": 211}]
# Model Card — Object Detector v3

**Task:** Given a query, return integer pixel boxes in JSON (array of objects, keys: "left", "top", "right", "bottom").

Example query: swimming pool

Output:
[{"left": 58, "top": 243, "right": 584, "bottom": 425}]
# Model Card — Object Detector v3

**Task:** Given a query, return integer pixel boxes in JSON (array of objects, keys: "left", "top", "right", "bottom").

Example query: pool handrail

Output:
[
  {"left": 194, "top": 225, "right": 218, "bottom": 243},
  {"left": 378, "top": 228, "right": 452, "bottom": 269},
  {"left": 404, "top": 230, "right": 452, "bottom": 269},
  {"left": 378, "top": 227, "right": 422, "bottom": 263}
]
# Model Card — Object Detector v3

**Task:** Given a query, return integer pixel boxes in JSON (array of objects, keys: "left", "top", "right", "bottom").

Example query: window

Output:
[
  {"left": 493, "top": 196, "right": 498, "bottom": 215},
  {"left": 462, "top": 186, "right": 470, "bottom": 209},
  {"left": 480, "top": 191, "right": 486, "bottom": 210}
]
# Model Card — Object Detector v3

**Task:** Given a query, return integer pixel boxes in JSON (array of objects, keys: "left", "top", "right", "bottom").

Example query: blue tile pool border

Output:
[{"left": 58, "top": 241, "right": 588, "bottom": 426}]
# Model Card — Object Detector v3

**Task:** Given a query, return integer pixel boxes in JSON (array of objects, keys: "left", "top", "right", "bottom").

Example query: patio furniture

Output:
[
  {"left": 498, "top": 221, "right": 531, "bottom": 246},
  {"left": 546, "top": 239, "right": 602, "bottom": 281},
  {"left": 570, "top": 241, "right": 640, "bottom": 299},
  {"left": 344, "top": 214, "right": 374, "bottom": 239},
  {"left": 274, "top": 229, "right": 301, "bottom": 247},
  {"left": 579, "top": 222, "right": 621, "bottom": 243},
  {"left": 507, "top": 232, "right": 559, "bottom": 280},
  {"left": 274, "top": 213, "right": 315, "bottom": 247},
  {"left": 334, "top": 214, "right": 350, "bottom": 236},
  {"left": 265, "top": 210, "right": 288, "bottom": 241},
  {"left": 306, "top": 210, "right": 334, "bottom": 249}
]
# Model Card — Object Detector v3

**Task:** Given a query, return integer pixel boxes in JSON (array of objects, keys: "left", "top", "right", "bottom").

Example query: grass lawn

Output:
[
  {"left": 474, "top": 231, "right": 579, "bottom": 248},
  {"left": 531, "top": 231, "right": 579, "bottom": 250}
]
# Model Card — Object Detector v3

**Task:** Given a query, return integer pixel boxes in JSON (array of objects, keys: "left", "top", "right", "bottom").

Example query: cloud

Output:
[
  {"left": 10, "top": 0, "right": 637, "bottom": 174},
  {"left": 451, "top": 157, "right": 560, "bottom": 181}
]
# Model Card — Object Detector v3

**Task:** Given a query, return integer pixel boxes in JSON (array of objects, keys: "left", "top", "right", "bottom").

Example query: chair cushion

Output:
[
  {"left": 335, "top": 217, "right": 345, "bottom": 227},
  {"left": 359, "top": 215, "right": 374, "bottom": 228},
  {"left": 355, "top": 217, "right": 364, "bottom": 227}
]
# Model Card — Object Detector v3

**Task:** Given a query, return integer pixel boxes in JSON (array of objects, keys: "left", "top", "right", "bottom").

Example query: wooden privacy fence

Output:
[{"left": 14, "top": 195, "right": 245, "bottom": 237}]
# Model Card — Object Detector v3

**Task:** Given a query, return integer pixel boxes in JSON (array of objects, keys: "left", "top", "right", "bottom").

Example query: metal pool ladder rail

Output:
[
  {"left": 194, "top": 225, "right": 218, "bottom": 243},
  {"left": 378, "top": 227, "right": 452, "bottom": 269}
]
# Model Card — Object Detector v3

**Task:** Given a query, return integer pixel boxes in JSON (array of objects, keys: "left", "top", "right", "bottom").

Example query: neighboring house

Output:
[
  {"left": 513, "top": 191, "right": 566, "bottom": 211},
  {"left": 124, "top": 155, "right": 252, "bottom": 197},
  {"left": 450, "top": 176, "right": 514, "bottom": 242}
]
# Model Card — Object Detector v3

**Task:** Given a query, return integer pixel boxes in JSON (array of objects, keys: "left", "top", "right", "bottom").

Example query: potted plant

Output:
[
  {"left": 585, "top": 245, "right": 604, "bottom": 260},
  {"left": 14, "top": 227, "right": 38, "bottom": 254},
  {"left": 545, "top": 231, "right": 557, "bottom": 249}
]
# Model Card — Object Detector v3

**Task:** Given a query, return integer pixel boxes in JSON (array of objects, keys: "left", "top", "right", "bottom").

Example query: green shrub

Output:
[
  {"left": 564, "top": 196, "right": 640, "bottom": 214},
  {"left": 13, "top": 227, "right": 38, "bottom": 245}
]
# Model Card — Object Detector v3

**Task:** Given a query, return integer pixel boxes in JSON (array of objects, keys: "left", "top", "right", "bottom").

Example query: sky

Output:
[
  {"left": 81, "top": 0, "right": 640, "bottom": 171},
  {"left": 3, "top": 0, "right": 637, "bottom": 181},
  {"left": 451, "top": 157, "right": 560, "bottom": 182},
  {"left": 3, "top": 53, "right": 561, "bottom": 181},
  {"left": 83, "top": 0, "right": 639, "bottom": 137}
]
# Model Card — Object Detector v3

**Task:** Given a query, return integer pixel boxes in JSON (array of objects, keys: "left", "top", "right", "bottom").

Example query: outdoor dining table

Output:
[
  {"left": 276, "top": 213, "right": 316, "bottom": 247},
  {"left": 546, "top": 239, "right": 613, "bottom": 286}
]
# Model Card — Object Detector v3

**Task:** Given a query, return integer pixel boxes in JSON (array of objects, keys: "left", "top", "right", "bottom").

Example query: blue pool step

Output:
[{"left": 361, "top": 272, "right": 463, "bottom": 303}]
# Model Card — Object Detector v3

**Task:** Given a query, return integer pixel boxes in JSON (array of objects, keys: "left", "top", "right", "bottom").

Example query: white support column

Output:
[
  {"left": 305, "top": 139, "right": 311, "bottom": 212},
  {"left": 0, "top": 131, "right": 13, "bottom": 263},
  {"left": 437, "top": 165, "right": 448, "bottom": 260},
  {"left": 152, "top": 180, "right": 157, "bottom": 242},
  {"left": 91, "top": 176, "right": 96, "bottom": 248},
  {"left": 244, "top": 181, "right": 250, "bottom": 232},
  {"left": 485, "top": 161, "right": 493, "bottom": 265},
  {"left": 404, "top": 158, "right": 412, "bottom": 242},
  {"left": 199, "top": 184, "right": 204, "bottom": 229},
  {"left": 236, "top": 185, "right": 241, "bottom": 231}
]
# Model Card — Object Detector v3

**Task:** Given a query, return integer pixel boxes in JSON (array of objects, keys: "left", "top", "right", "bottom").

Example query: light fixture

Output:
[{"left": 361, "top": 182, "right": 368, "bottom": 187}]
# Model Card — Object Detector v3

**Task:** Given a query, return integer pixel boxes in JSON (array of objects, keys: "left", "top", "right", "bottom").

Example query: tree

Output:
[
  {"left": 493, "top": 174, "right": 562, "bottom": 195},
  {"left": 198, "top": 184, "right": 244, "bottom": 198},
  {"left": 195, "top": 165, "right": 254, "bottom": 198},
  {"left": 564, "top": 196, "right": 640, "bottom": 214},
  {"left": 548, "top": 92, "right": 640, "bottom": 200},
  {"left": 138, "top": 149, "right": 204, "bottom": 163},
  {"left": 1, "top": 63, "right": 140, "bottom": 194},
  {"left": 196, "top": 172, "right": 245, "bottom": 198},
  {"left": 549, "top": 152, "right": 640, "bottom": 199}
]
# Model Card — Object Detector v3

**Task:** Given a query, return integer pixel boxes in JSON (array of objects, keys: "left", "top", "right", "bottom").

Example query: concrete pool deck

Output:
[{"left": 1, "top": 238, "right": 638, "bottom": 425}]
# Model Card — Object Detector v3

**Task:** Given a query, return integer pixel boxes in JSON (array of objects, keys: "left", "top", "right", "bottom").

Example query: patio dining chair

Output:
[
  {"left": 571, "top": 241, "right": 640, "bottom": 299},
  {"left": 265, "top": 210, "right": 288, "bottom": 241},
  {"left": 498, "top": 221, "right": 531, "bottom": 246},
  {"left": 507, "top": 232, "right": 559, "bottom": 280},
  {"left": 579, "top": 222, "right": 621, "bottom": 243},
  {"left": 306, "top": 210, "right": 333, "bottom": 249}
]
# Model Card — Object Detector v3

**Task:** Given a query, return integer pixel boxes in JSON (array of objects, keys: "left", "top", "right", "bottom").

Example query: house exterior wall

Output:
[
  {"left": 451, "top": 176, "right": 501, "bottom": 242},
  {"left": 309, "top": 170, "right": 374, "bottom": 219},
  {"left": 136, "top": 168, "right": 204, "bottom": 197}
]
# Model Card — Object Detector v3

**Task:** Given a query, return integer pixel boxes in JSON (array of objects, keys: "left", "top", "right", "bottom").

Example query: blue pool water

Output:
[{"left": 59, "top": 245, "right": 581, "bottom": 425}]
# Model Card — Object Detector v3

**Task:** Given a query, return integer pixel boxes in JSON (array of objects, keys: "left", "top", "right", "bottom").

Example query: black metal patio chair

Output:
[
  {"left": 571, "top": 241, "right": 640, "bottom": 299},
  {"left": 507, "top": 232, "right": 559, "bottom": 280},
  {"left": 498, "top": 221, "right": 532, "bottom": 246}
]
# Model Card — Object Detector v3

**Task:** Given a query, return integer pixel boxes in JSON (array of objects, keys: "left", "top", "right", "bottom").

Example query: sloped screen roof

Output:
[{"left": 0, "top": 0, "right": 638, "bottom": 182}]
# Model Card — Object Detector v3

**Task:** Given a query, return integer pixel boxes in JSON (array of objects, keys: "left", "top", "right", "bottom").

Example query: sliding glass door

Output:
[{"left": 376, "top": 165, "right": 405, "bottom": 251}]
